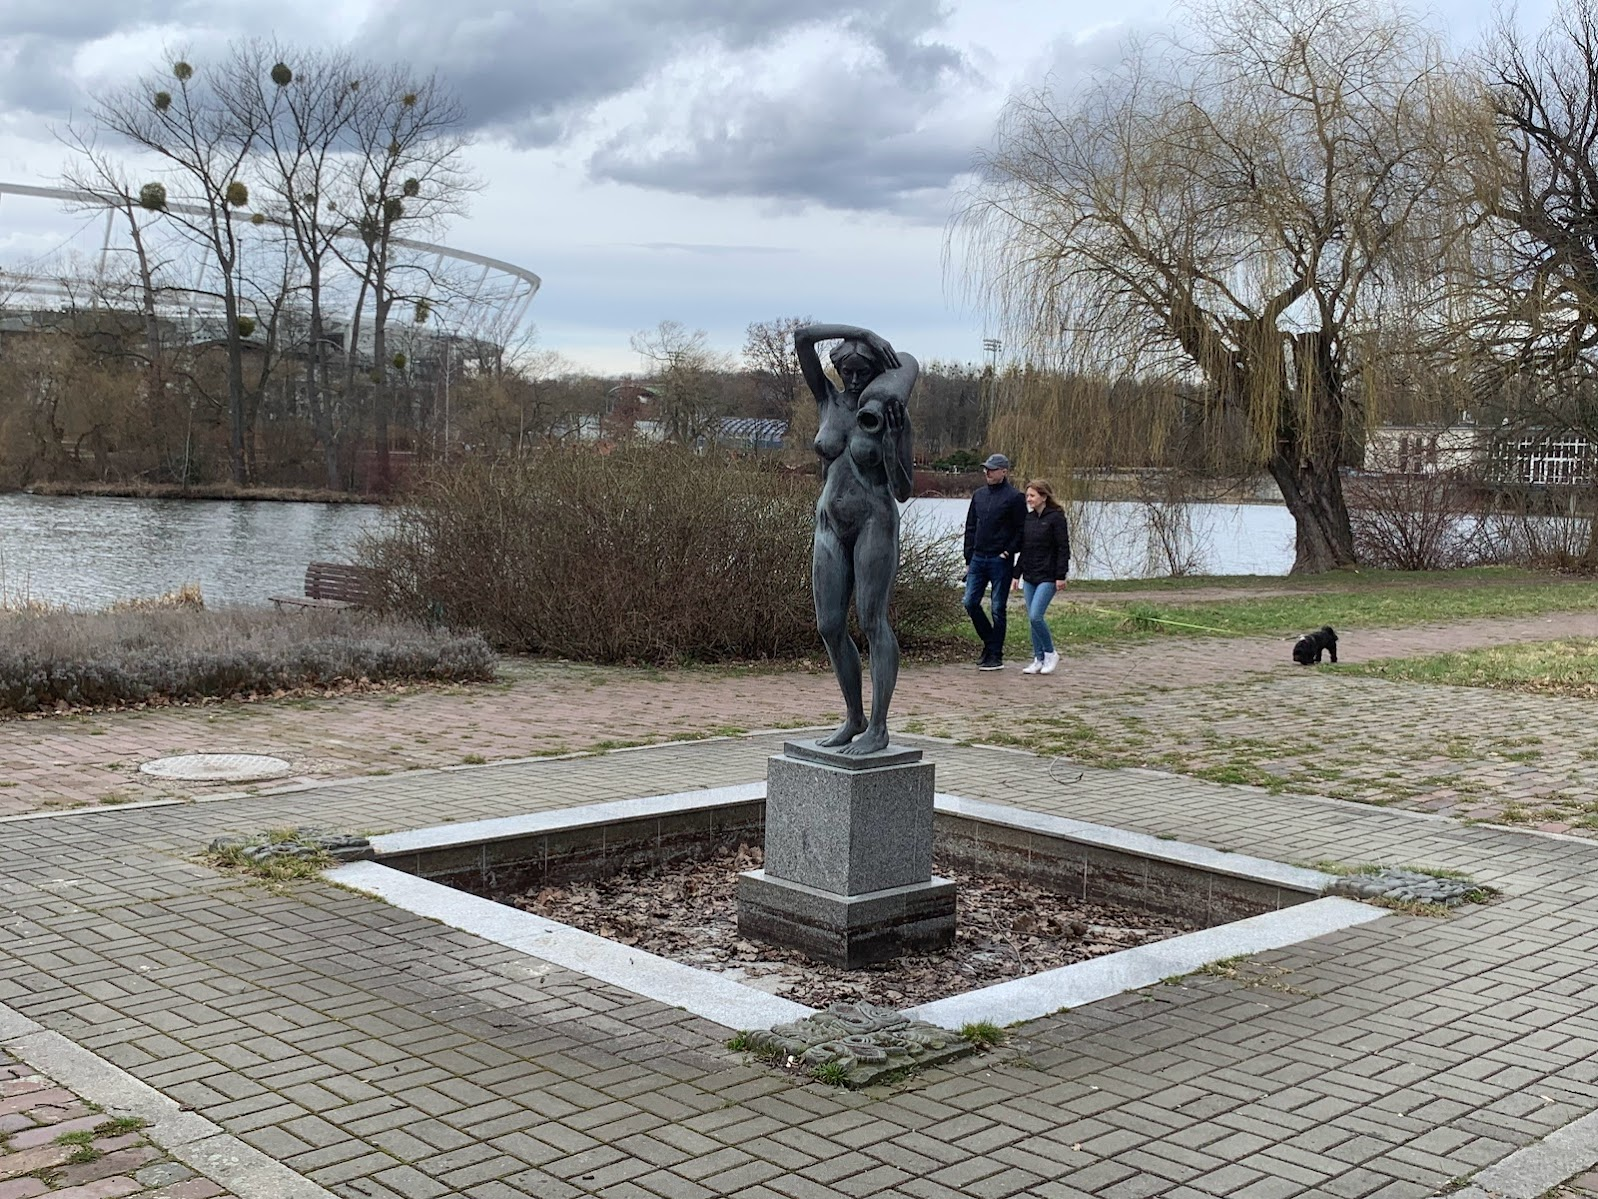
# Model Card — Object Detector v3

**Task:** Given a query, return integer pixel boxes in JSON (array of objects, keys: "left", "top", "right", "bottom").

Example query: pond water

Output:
[
  {"left": 0, "top": 492, "right": 1298, "bottom": 610},
  {"left": 902, "top": 497, "right": 1296, "bottom": 580},
  {"left": 0, "top": 494, "right": 385, "bottom": 609}
]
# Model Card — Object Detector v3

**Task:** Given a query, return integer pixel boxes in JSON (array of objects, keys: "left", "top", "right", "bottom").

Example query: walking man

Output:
[{"left": 963, "top": 452, "right": 1026, "bottom": 669}]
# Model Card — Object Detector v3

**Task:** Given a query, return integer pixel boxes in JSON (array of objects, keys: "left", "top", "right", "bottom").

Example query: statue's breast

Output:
[{"left": 814, "top": 400, "right": 850, "bottom": 462}]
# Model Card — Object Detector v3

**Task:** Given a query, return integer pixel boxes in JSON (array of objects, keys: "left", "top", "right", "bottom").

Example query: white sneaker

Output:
[
  {"left": 1040, "top": 651, "right": 1060, "bottom": 675},
  {"left": 1022, "top": 658, "right": 1043, "bottom": 675}
]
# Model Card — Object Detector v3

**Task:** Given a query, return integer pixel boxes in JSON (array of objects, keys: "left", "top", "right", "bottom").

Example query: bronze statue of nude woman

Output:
[{"left": 793, "top": 323, "right": 919, "bottom": 755}]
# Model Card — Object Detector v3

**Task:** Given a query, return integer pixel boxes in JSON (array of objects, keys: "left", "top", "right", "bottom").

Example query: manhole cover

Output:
[{"left": 139, "top": 754, "right": 293, "bottom": 782}]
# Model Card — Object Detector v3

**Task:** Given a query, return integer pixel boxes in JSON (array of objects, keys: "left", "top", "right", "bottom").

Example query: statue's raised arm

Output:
[{"left": 794, "top": 324, "right": 901, "bottom": 405}]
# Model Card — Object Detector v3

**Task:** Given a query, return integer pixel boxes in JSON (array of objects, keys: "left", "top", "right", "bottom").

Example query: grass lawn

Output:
[
  {"left": 1343, "top": 638, "right": 1598, "bottom": 698},
  {"left": 1068, "top": 566, "right": 1572, "bottom": 593},
  {"left": 999, "top": 569, "right": 1598, "bottom": 648}
]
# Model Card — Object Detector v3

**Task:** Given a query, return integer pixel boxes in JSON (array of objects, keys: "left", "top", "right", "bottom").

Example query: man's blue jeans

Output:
[
  {"left": 963, "top": 553, "right": 1012, "bottom": 660},
  {"left": 1022, "top": 579, "right": 1057, "bottom": 658}
]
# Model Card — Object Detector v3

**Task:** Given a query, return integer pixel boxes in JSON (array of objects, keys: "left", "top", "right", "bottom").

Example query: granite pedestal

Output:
[{"left": 737, "top": 739, "right": 955, "bottom": 968}]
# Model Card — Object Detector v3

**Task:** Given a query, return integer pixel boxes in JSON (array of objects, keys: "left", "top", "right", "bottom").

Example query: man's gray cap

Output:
[{"left": 983, "top": 453, "right": 1011, "bottom": 470}]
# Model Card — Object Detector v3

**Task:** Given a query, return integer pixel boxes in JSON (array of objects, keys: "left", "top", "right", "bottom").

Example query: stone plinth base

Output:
[
  {"left": 737, "top": 870, "right": 956, "bottom": 968},
  {"left": 737, "top": 738, "right": 954, "bottom": 967},
  {"left": 764, "top": 740, "right": 934, "bottom": 896}
]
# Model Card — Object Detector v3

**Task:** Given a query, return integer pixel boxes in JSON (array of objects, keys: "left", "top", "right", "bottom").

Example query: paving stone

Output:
[
  {"left": 13, "top": 661, "right": 1598, "bottom": 1199},
  {"left": 41, "top": 1180, "right": 142, "bottom": 1199},
  {"left": 697, "top": 1159, "right": 786, "bottom": 1194},
  {"left": 634, "top": 1171, "right": 718, "bottom": 1199}
]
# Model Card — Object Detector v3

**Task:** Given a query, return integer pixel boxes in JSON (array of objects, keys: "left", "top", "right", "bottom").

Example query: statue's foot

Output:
[
  {"left": 818, "top": 720, "right": 865, "bottom": 748},
  {"left": 838, "top": 727, "right": 889, "bottom": 756}
]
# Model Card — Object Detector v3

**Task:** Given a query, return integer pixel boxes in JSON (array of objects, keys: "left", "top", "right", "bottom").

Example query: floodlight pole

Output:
[{"left": 982, "top": 338, "right": 1001, "bottom": 419}]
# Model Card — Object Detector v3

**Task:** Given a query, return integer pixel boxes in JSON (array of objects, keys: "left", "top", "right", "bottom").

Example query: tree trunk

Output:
[
  {"left": 125, "top": 206, "right": 164, "bottom": 429},
  {"left": 222, "top": 290, "right": 248, "bottom": 486},
  {"left": 1267, "top": 452, "right": 1358, "bottom": 572},
  {"left": 1269, "top": 331, "right": 1359, "bottom": 573},
  {"left": 371, "top": 259, "right": 391, "bottom": 495},
  {"left": 244, "top": 383, "right": 261, "bottom": 484},
  {"left": 305, "top": 280, "right": 341, "bottom": 491},
  {"left": 372, "top": 313, "right": 390, "bottom": 494},
  {"left": 1580, "top": 479, "right": 1598, "bottom": 572}
]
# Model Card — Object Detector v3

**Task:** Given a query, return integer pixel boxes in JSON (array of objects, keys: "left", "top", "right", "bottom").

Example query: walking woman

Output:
[{"left": 1018, "top": 479, "right": 1070, "bottom": 675}]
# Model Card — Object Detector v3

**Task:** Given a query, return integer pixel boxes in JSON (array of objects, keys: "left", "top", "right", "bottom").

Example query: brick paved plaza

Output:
[{"left": 6, "top": 612, "right": 1598, "bottom": 1197}]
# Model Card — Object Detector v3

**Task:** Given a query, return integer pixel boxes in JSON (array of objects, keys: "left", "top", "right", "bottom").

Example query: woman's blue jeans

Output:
[{"left": 1022, "top": 580, "right": 1057, "bottom": 658}]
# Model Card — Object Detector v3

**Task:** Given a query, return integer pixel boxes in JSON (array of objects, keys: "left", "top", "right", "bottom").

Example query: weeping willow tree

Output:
[
  {"left": 957, "top": 0, "right": 1473, "bottom": 572},
  {"left": 1460, "top": 0, "right": 1598, "bottom": 566}
]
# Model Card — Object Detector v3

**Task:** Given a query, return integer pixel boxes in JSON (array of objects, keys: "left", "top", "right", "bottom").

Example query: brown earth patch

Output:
[{"left": 504, "top": 844, "right": 1196, "bottom": 1011}]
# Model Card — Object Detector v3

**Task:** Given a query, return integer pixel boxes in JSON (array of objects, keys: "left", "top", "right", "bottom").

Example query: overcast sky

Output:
[{"left": 0, "top": 0, "right": 1560, "bottom": 374}]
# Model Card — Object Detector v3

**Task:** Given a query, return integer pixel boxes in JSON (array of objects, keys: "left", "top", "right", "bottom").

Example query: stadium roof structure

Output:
[{"left": 0, "top": 181, "right": 540, "bottom": 349}]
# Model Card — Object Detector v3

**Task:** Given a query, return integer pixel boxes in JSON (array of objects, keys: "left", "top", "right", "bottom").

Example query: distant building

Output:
[
  {"left": 1489, "top": 431, "right": 1597, "bottom": 487},
  {"left": 552, "top": 392, "right": 787, "bottom": 452},
  {"left": 708, "top": 417, "right": 788, "bottom": 453},
  {"left": 1365, "top": 418, "right": 1483, "bottom": 476},
  {"left": 1366, "top": 415, "right": 1598, "bottom": 488}
]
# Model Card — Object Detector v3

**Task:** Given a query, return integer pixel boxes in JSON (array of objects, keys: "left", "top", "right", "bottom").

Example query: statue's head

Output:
[{"left": 830, "top": 339, "right": 884, "bottom": 397}]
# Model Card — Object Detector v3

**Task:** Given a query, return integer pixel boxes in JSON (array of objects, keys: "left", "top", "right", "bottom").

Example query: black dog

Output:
[{"left": 1292, "top": 626, "right": 1338, "bottom": 665}]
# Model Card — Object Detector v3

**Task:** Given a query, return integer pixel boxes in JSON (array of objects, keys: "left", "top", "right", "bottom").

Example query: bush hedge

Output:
[
  {"left": 361, "top": 447, "right": 964, "bottom": 664},
  {"left": 0, "top": 608, "right": 495, "bottom": 715}
]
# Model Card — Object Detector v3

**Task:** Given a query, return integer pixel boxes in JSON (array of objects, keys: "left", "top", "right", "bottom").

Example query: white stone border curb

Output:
[
  {"left": 1439, "top": 1107, "right": 1598, "bottom": 1197},
  {"left": 333, "top": 785, "right": 1391, "bottom": 1033},
  {"left": 326, "top": 859, "right": 814, "bottom": 1030},
  {"left": 907, "top": 897, "right": 1385, "bottom": 1027}
]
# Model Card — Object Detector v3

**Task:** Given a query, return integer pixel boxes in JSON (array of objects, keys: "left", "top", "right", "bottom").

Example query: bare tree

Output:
[
  {"left": 58, "top": 131, "right": 176, "bottom": 418},
  {"left": 88, "top": 46, "right": 275, "bottom": 484},
  {"left": 630, "top": 320, "right": 732, "bottom": 445},
  {"left": 915, "top": 360, "right": 991, "bottom": 461},
  {"left": 234, "top": 234, "right": 303, "bottom": 481},
  {"left": 244, "top": 45, "right": 362, "bottom": 490},
  {"left": 743, "top": 315, "right": 812, "bottom": 448},
  {"left": 331, "top": 66, "right": 475, "bottom": 492},
  {"left": 958, "top": 0, "right": 1470, "bottom": 571}
]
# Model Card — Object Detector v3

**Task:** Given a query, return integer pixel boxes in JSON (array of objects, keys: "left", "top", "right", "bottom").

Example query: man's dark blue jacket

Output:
[{"left": 963, "top": 479, "right": 1026, "bottom": 563}]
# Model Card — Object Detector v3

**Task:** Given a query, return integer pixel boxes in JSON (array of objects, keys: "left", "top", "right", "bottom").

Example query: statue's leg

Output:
[
  {"left": 838, "top": 520, "right": 898, "bottom": 756},
  {"left": 813, "top": 525, "right": 864, "bottom": 746}
]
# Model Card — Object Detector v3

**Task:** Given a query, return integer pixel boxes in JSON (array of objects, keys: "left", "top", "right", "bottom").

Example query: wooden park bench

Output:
[{"left": 269, "top": 561, "right": 379, "bottom": 612}]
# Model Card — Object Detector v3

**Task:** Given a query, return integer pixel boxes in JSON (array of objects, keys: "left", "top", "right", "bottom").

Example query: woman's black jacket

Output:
[{"left": 1018, "top": 506, "right": 1070, "bottom": 583}]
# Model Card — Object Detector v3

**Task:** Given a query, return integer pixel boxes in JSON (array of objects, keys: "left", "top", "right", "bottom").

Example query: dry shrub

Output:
[
  {"left": 106, "top": 583, "right": 205, "bottom": 612},
  {"left": 362, "top": 447, "right": 963, "bottom": 663},
  {"left": 1471, "top": 500, "right": 1594, "bottom": 570},
  {"left": 1350, "top": 465, "right": 1598, "bottom": 570},
  {"left": 1347, "top": 469, "right": 1478, "bottom": 570},
  {"left": 0, "top": 608, "right": 494, "bottom": 715},
  {"left": 4, "top": 583, "right": 204, "bottom": 617},
  {"left": 1131, "top": 472, "right": 1209, "bottom": 577}
]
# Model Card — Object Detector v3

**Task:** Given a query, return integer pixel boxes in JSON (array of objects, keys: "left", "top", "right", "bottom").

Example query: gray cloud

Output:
[
  {"left": 353, "top": 0, "right": 986, "bottom": 211},
  {"left": 6, "top": 1, "right": 209, "bottom": 41},
  {"left": 591, "top": 105, "right": 981, "bottom": 216},
  {"left": 586, "top": 6, "right": 988, "bottom": 215},
  {"left": 1, "top": 0, "right": 993, "bottom": 214},
  {"left": 0, "top": 35, "right": 87, "bottom": 117},
  {"left": 845, "top": 2, "right": 971, "bottom": 90},
  {"left": 0, "top": 2, "right": 221, "bottom": 115},
  {"left": 352, "top": 0, "right": 873, "bottom": 147}
]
